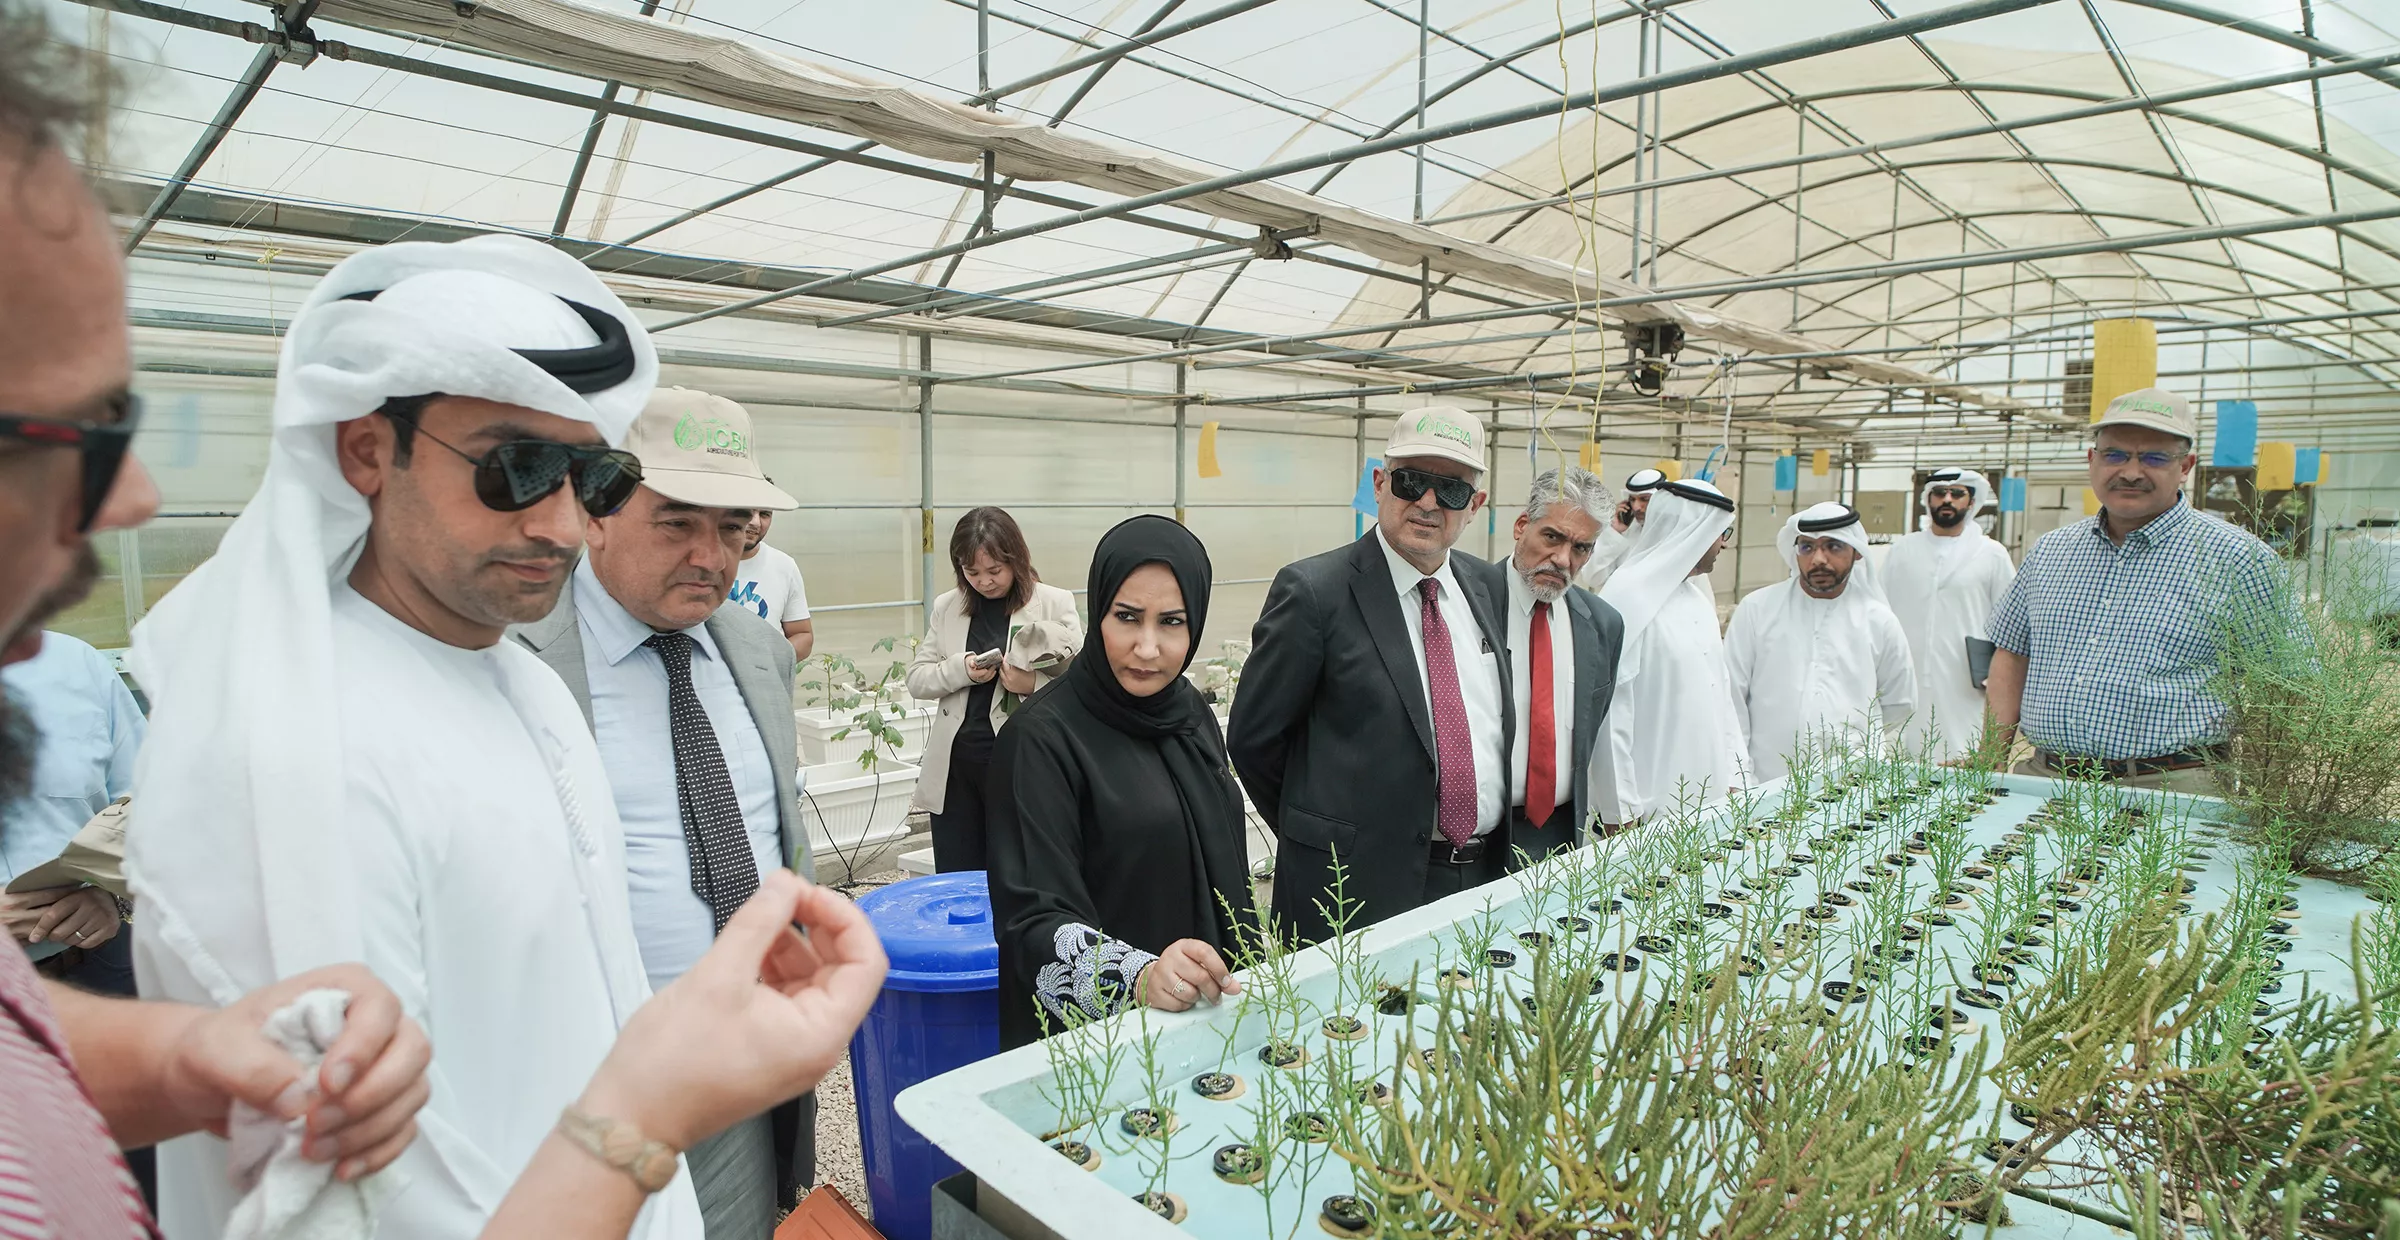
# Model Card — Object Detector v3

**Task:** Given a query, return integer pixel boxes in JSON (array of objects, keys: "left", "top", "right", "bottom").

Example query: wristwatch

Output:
[{"left": 555, "top": 1106, "right": 680, "bottom": 1193}]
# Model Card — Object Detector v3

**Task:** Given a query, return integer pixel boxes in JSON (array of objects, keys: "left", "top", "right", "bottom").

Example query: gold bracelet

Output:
[{"left": 555, "top": 1106, "right": 680, "bottom": 1194}]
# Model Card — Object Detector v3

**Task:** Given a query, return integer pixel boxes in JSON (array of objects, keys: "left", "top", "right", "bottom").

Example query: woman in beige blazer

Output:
[{"left": 908, "top": 506, "right": 1082, "bottom": 871}]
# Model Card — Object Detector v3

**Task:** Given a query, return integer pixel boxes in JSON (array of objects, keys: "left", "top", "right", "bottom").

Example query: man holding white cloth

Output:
[
  {"left": 1724, "top": 502, "right": 1917, "bottom": 781},
  {"left": 1592, "top": 478, "right": 1746, "bottom": 826},
  {"left": 1882, "top": 468, "right": 2015, "bottom": 760},
  {"left": 127, "top": 237, "right": 705, "bottom": 1240}
]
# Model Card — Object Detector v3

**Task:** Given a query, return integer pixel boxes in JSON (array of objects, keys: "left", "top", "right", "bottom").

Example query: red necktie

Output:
[
  {"left": 1418, "top": 579, "right": 1478, "bottom": 848},
  {"left": 1525, "top": 600, "right": 1556, "bottom": 829}
]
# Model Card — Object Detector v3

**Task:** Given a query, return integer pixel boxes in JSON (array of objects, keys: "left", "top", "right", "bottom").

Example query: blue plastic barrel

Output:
[{"left": 849, "top": 871, "right": 999, "bottom": 1240}]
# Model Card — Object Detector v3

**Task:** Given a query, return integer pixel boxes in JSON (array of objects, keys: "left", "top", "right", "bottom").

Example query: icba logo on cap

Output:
[
  {"left": 672, "top": 413, "right": 749, "bottom": 458},
  {"left": 1416, "top": 413, "right": 1473, "bottom": 448}
]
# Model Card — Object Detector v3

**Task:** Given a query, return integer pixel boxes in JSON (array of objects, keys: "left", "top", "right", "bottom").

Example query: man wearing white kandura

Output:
[
  {"left": 1723, "top": 502, "right": 1917, "bottom": 782},
  {"left": 127, "top": 236, "right": 710, "bottom": 1240},
  {"left": 1591, "top": 478, "right": 1746, "bottom": 828},
  {"left": 1882, "top": 468, "right": 2016, "bottom": 761},
  {"left": 1575, "top": 466, "right": 1666, "bottom": 592}
]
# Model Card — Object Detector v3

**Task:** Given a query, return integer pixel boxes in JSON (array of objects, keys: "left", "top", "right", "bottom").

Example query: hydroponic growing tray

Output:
[{"left": 897, "top": 763, "right": 2374, "bottom": 1239}]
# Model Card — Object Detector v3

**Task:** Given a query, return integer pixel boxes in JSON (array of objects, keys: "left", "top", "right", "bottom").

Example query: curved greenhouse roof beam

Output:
[
  {"left": 1177, "top": 0, "right": 1698, "bottom": 335},
  {"left": 1654, "top": 159, "right": 2400, "bottom": 308}
]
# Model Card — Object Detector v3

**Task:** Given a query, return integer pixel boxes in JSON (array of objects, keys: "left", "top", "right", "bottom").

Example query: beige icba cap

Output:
[
  {"left": 1384, "top": 405, "right": 1487, "bottom": 472},
  {"left": 2094, "top": 386, "right": 2197, "bottom": 444},
  {"left": 621, "top": 387, "right": 797, "bottom": 511}
]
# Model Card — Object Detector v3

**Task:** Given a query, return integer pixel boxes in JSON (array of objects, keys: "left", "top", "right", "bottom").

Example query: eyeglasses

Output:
[
  {"left": 1926, "top": 486, "right": 1974, "bottom": 502},
  {"left": 2098, "top": 448, "right": 2181, "bottom": 470},
  {"left": 1387, "top": 466, "right": 1477, "bottom": 511},
  {"left": 1717, "top": 527, "right": 1735, "bottom": 543},
  {"left": 0, "top": 393, "right": 141, "bottom": 533},
  {"left": 385, "top": 410, "right": 643, "bottom": 518}
]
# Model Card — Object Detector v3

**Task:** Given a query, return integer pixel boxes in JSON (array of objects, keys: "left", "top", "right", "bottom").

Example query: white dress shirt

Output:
[
  {"left": 1375, "top": 529, "right": 1508, "bottom": 836},
  {"left": 1504, "top": 569, "right": 1575, "bottom": 810},
  {"left": 574, "top": 559, "right": 784, "bottom": 997}
]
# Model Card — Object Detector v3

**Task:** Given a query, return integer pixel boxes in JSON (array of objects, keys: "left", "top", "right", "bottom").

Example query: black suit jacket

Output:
[
  {"left": 1227, "top": 533, "right": 1515, "bottom": 944},
  {"left": 1503, "top": 580, "right": 1624, "bottom": 849}
]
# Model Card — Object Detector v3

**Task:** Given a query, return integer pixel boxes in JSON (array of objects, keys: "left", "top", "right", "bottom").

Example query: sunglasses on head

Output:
[
  {"left": 381, "top": 403, "right": 643, "bottom": 518},
  {"left": 0, "top": 392, "right": 141, "bottom": 533},
  {"left": 1387, "top": 466, "right": 1477, "bottom": 511}
]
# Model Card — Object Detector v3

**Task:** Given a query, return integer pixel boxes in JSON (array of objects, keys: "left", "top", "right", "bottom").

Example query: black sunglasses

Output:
[
  {"left": 1387, "top": 466, "right": 1477, "bottom": 511},
  {"left": 0, "top": 392, "right": 141, "bottom": 533},
  {"left": 385, "top": 409, "right": 643, "bottom": 518}
]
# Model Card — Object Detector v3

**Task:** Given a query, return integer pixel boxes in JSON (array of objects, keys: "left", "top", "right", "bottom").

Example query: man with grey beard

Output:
[{"left": 1498, "top": 468, "right": 1624, "bottom": 859}]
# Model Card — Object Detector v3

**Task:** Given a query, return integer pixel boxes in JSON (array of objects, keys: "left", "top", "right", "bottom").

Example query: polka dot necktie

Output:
[
  {"left": 645, "top": 632, "right": 760, "bottom": 932},
  {"left": 1418, "top": 578, "right": 1478, "bottom": 849}
]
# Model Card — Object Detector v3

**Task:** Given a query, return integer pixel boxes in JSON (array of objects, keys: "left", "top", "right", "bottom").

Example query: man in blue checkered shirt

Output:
[{"left": 1985, "top": 386, "right": 2284, "bottom": 793}]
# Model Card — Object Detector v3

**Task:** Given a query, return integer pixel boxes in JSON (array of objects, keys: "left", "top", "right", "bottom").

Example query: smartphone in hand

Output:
[{"left": 969, "top": 649, "right": 1003, "bottom": 670}]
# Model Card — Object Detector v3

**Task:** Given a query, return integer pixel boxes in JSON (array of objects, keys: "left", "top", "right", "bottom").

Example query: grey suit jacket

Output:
[
  {"left": 1559, "top": 584, "right": 1626, "bottom": 839},
  {"left": 507, "top": 593, "right": 814, "bottom": 881}
]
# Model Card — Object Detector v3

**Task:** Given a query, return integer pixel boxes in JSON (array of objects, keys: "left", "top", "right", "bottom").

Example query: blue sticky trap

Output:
[
  {"left": 1774, "top": 455, "right": 1798, "bottom": 492},
  {"left": 1352, "top": 457, "right": 1383, "bottom": 516},
  {"left": 1999, "top": 477, "right": 2028, "bottom": 513},
  {"left": 2295, "top": 447, "right": 2321, "bottom": 486},
  {"left": 2212, "top": 400, "right": 2258, "bottom": 468}
]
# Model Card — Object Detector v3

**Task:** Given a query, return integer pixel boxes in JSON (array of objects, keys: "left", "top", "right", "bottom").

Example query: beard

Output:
[
  {"left": 1515, "top": 561, "right": 1570, "bottom": 603},
  {"left": 5, "top": 544, "right": 102, "bottom": 653},
  {"left": 1928, "top": 503, "right": 1967, "bottom": 528},
  {"left": 1801, "top": 567, "right": 1849, "bottom": 597}
]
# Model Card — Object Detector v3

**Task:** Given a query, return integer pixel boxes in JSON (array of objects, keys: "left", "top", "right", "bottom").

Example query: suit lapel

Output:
[
  {"left": 708, "top": 612, "right": 804, "bottom": 874},
  {"left": 1566, "top": 589, "right": 1603, "bottom": 762},
  {"left": 1346, "top": 536, "right": 1436, "bottom": 759},
  {"left": 514, "top": 595, "right": 596, "bottom": 732}
]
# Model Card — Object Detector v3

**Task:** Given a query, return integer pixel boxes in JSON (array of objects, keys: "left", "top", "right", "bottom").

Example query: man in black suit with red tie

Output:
[{"left": 1228, "top": 407, "right": 1515, "bottom": 945}]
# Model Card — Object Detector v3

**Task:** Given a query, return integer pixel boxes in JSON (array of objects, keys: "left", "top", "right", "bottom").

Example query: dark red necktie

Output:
[
  {"left": 1418, "top": 578, "right": 1478, "bottom": 848},
  {"left": 1526, "top": 600, "right": 1556, "bottom": 829}
]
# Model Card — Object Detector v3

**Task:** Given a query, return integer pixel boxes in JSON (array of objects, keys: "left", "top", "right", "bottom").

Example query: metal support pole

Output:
[
  {"left": 124, "top": 43, "right": 280, "bottom": 251},
  {"left": 917, "top": 333, "right": 936, "bottom": 629},
  {"left": 1354, "top": 401, "right": 1368, "bottom": 540},
  {"left": 117, "top": 527, "right": 146, "bottom": 631},
  {"left": 1174, "top": 362, "right": 1189, "bottom": 525}
]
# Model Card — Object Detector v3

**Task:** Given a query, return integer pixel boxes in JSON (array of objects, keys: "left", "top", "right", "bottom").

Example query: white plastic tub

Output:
[
  {"left": 797, "top": 702, "right": 934, "bottom": 767},
  {"left": 799, "top": 759, "right": 920, "bottom": 863}
]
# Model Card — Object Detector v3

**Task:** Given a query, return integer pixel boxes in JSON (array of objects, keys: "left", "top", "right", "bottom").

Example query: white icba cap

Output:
[
  {"left": 1383, "top": 405, "right": 1487, "bottom": 472},
  {"left": 621, "top": 387, "right": 798, "bottom": 510}
]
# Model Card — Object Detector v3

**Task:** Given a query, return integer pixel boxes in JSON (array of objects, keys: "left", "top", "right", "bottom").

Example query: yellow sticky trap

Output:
[
  {"left": 2089, "top": 319, "right": 2159, "bottom": 422},
  {"left": 2256, "top": 441, "right": 2296, "bottom": 491},
  {"left": 2082, "top": 488, "right": 2102, "bottom": 516},
  {"left": 1578, "top": 442, "right": 1601, "bottom": 472},
  {"left": 1197, "top": 421, "right": 1222, "bottom": 479},
  {"left": 2314, "top": 451, "right": 2332, "bottom": 485},
  {"left": 1811, "top": 448, "right": 1830, "bottom": 477},
  {"left": 1653, "top": 459, "right": 1683, "bottom": 481}
]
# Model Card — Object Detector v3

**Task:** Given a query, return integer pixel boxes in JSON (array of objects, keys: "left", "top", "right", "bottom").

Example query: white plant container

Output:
[
  {"left": 797, "top": 702, "right": 934, "bottom": 767},
  {"left": 798, "top": 759, "right": 919, "bottom": 863},
  {"left": 896, "top": 771, "right": 2356, "bottom": 1240}
]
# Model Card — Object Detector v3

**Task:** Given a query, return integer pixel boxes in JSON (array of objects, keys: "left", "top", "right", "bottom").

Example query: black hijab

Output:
[{"left": 1066, "top": 515, "right": 1251, "bottom": 949}]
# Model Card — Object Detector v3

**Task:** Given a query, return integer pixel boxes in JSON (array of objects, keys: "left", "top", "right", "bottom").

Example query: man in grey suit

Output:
[
  {"left": 510, "top": 388, "right": 816, "bottom": 1239},
  {"left": 1494, "top": 468, "right": 1625, "bottom": 860}
]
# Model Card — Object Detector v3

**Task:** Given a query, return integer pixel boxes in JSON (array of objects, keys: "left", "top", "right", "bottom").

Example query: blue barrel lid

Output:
[{"left": 858, "top": 871, "right": 1000, "bottom": 993}]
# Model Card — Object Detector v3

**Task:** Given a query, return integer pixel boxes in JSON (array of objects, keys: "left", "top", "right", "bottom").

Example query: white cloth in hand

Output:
[{"left": 224, "top": 989, "right": 395, "bottom": 1240}]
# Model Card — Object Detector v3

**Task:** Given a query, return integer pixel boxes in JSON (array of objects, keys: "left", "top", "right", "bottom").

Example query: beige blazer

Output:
[{"left": 906, "top": 581, "right": 1082, "bottom": 814}]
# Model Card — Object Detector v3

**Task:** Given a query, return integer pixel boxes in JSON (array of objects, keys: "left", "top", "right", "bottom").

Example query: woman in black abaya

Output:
[{"left": 986, "top": 515, "right": 1258, "bottom": 1049}]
